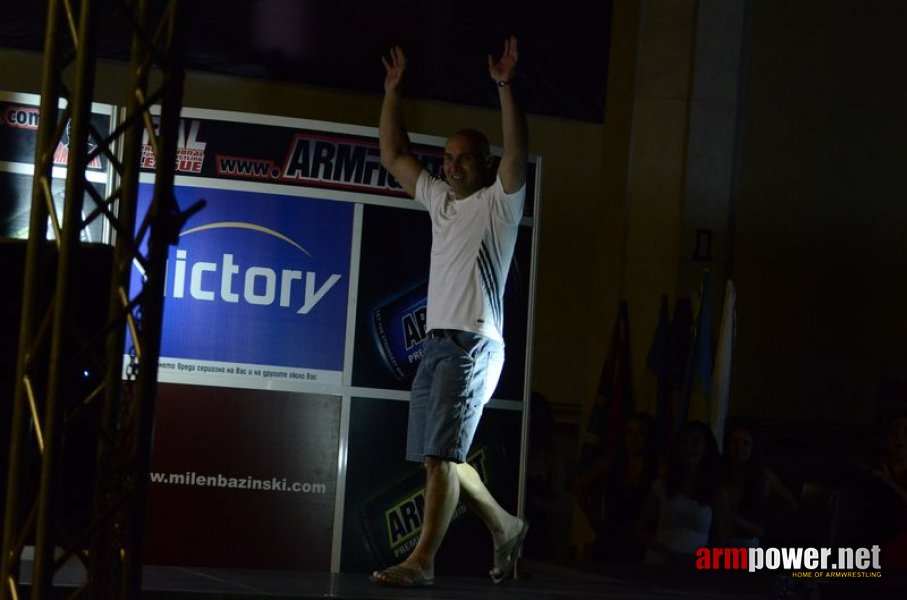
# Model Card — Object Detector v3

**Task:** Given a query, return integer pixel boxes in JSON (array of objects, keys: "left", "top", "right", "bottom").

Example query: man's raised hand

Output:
[
  {"left": 488, "top": 36, "right": 519, "bottom": 85},
  {"left": 382, "top": 46, "right": 406, "bottom": 92}
]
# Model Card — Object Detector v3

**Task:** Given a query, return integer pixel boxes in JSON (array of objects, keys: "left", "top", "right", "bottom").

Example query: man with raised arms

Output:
[{"left": 371, "top": 36, "right": 530, "bottom": 588}]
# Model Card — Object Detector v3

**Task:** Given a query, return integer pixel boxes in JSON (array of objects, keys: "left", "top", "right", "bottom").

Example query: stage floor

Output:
[{"left": 22, "top": 557, "right": 902, "bottom": 600}]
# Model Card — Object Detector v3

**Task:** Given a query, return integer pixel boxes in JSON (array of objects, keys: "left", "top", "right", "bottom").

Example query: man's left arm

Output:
[{"left": 489, "top": 36, "right": 528, "bottom": 194}]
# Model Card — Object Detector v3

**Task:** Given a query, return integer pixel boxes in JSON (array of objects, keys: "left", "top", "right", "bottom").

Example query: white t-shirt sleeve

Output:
[
  {"left": 414, "top": 170, "right": 444, "bottom": 212},
  {"left": 491, "top": 175, "right": 526, "bottom": 224}
]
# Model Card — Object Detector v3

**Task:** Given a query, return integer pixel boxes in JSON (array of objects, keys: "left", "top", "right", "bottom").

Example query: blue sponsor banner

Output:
[{"left": 134, "top": 183, "right": 352, "bottom": 374}]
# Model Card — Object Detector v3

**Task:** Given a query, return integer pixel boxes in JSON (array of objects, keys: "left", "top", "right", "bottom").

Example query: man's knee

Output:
[{"left": 424, "top": 455, "right": 455, "bottom": 475}]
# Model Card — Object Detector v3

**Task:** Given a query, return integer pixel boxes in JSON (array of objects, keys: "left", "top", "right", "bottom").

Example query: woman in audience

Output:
[
  {"left": 572, "top": 412, "right": 661, "bottom": 562},
  {"left": 718, "top": 421, "right": 797, "bottom": 547},
  {"left": 634, "top": 420, "right": 729, "bottom": 565}
]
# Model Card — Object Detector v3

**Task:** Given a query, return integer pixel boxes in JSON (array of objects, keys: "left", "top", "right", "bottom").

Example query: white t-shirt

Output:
[
  {"left": 414, "top": 170, "right": 526, "bottom": 343},
  {"left": 645, "top": 479, "right": 713, "bottom": 564}
]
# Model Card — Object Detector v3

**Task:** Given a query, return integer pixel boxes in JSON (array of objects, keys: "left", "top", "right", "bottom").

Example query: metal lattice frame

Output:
[{"left": 1, "top": 1, "right": 190, "bottom": 598}]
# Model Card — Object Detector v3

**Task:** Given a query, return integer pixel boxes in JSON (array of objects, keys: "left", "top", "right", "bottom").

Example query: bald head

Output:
[
  {"left": 448, "top": 129, "right": 490, "bottom": 159},
  {"left": 443, "top": 129, "right": 494, "bottom": 198}
]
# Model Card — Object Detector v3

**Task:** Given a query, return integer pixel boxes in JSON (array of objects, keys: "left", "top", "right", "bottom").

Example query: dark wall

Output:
[
  {"left": 732, "top": 0, "right": 907, "bottom": 425},
  {"left": 0, "top": 0, "right": 612, "bottom": 122}
]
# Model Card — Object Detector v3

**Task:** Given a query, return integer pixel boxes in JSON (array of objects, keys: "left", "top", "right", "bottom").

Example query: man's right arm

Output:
[{"left": 379, "top": 46, "right": 422, "bottom": 198}]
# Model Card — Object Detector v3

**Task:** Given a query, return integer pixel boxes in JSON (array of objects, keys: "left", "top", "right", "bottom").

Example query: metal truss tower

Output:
[{"left": 1, "top": 1, "right": 197, "bottom": 598}]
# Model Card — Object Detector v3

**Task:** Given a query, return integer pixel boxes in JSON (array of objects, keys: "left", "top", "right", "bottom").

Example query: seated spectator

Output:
[
  {"left": 572, "top": 412, "right": 661, "bottom": 562},
  {"left": 719, "top": 420, "right": 797, "bottom": 547},
  {"left": 633, "top": 420, "right": 729, "bottom": 565},
  {"left": 819, "top": 414, "right": 906, "bottom": 568},
  {"left": 870, "top": 414, "right": 907, "bottom": 568}
]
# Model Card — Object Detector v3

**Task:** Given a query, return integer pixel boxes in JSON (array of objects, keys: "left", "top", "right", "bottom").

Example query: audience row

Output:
[{"left": 527, "top": 400, "right": 907, "bottom": 570}]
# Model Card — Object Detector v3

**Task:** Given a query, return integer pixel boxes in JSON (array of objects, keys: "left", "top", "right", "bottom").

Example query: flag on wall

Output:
[
  {"left": 572, "top": 299, "right": 633, "bottom": 557},
  {"left": 578, "top": 299, "right": 633, "bottom": 471},
  {"left": 665, "top": 297, "right": 693, "bottom": 439},
  {"left": 711, "top": 279, "right": 736, "bottom": 450},
  {"left": 683, "top": 270, "right": 713, "bottom": 424},
  {"left": 636, "top": 294, "right": 673, "bottom": 451}
]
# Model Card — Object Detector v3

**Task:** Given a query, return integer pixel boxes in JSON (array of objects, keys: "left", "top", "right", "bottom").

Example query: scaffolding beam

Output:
[{"left": 1, "top": 1, "right": 188, "bottom": 598}]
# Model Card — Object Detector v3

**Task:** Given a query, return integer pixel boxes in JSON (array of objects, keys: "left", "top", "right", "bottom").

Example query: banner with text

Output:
[{"left": 130, "top": 182, "right": 352, "bottom": 388}]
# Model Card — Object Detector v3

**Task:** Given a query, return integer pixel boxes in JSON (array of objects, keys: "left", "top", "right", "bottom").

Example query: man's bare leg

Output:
[
  {"left": 372, "top": 457, "right": 459, "bottom": 584},
  {"left": 456, "top": 462, "right": 527, "bottom": 580},
  {"left": 456, "top": 462, "right": 524, "bottom": 544}
]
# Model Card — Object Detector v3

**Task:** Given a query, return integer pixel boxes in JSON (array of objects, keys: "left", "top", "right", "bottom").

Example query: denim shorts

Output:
[{"left": 406, "top": 329, "right": 504, "bottom": 463}]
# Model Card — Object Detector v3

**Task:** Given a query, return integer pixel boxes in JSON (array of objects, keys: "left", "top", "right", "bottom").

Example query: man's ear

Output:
[
  {"left": 485, "top": 154, "right": 500, "bottom": 185},
  {"left": 484, "top": 155, "right": 496, "bottom": 182}
]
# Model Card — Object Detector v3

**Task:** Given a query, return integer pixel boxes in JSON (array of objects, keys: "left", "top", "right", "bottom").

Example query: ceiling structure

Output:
[{"left": 0, "top": 0, "right": 612, "bottom": 123}]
